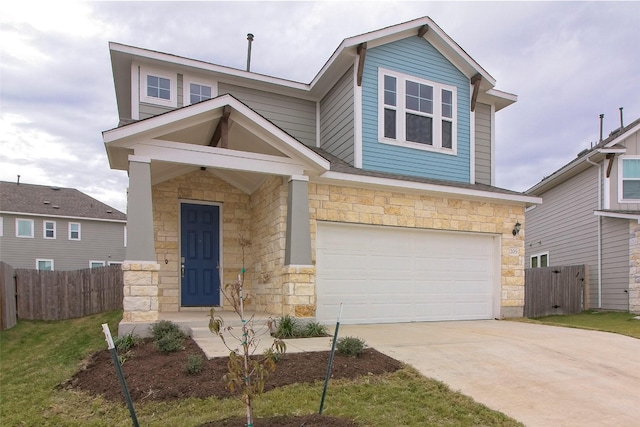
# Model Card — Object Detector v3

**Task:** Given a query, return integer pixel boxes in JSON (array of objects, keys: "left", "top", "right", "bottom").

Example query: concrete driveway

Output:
[{"left": 338, "top": 320, "right": 640, "bottom": 427}]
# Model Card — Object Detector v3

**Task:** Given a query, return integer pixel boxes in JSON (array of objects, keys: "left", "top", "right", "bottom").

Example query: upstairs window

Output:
[
  {"left": 379, "top": 68, "right": 457, "bottom": 154},
  {"left": 16, "top": 218, "right": 34, "bottom": 238},
  {"left": 69, "top": 222, "right": 81, "bottom": 240},
  {"left": 139, "top": 66, "right": 177, "bottom": 107},
  {"left": 189, "top": 83, "right": 212, "bottom": 104},
  {"left": 620, "top": 157, "right": 640, "bottom": 201},
  {"left": 43, "top": 220, "right": 56, "bottom": 239}
]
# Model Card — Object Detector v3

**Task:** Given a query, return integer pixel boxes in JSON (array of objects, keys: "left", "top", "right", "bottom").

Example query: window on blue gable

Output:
[{"left": 379, "top": 68, "right": 457, "bottom": 154}]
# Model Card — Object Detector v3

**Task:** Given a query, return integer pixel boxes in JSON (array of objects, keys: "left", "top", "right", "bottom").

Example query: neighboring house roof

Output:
[
  {"left": 0, "top": 181, "right": 126, "bottom": 222},
  {"left": 109, "top": 16, "right": 516, "bottom": 120},
  {"left": 526, "top": 117, "right": 640, "bottom": 195}
]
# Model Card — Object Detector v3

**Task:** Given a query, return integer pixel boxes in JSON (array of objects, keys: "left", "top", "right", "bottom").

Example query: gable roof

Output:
[
  {"left": 0, "top": 181, "right": 126, "bottom": 222},
  {"left": 109, "top": 16, "right": 516, "bottom": 120},
  {"left": 526, "top": 117, "right": 640, "bottom": 195}
]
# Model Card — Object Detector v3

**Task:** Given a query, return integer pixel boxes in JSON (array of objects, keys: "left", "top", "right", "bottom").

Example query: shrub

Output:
[
  {"left": 185, "top": 354, "right": 203, "bottom": 375},
  {"left": 114, "top": 332, "right": 139, "bottom": 353},
  {"left": 304, "top": 321, "right": 328, "bottom": 337},
  {"left": 150, "top": 320, "right": 185, "bottom": 342},
  {"left": 155, "top": 330, "right": 185, "bottom": 353},
  {"left": 336, "top": 336, "right": 366, "bottom": 357},
  {"left": 274, "top": 315, "right": 299, "bottom": 338}
]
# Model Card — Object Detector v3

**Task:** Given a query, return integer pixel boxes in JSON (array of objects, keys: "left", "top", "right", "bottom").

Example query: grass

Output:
[
  {"left": 0, "top": 310, "right": 523, "bottom": 426},
  {"left": 520, "top": 310, "right": 640, "bottom": 339}
]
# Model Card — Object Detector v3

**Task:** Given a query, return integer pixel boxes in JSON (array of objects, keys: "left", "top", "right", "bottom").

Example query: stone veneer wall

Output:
[
  {"left": 152, "top": 170, "right": 253, "bottom": 312},
  {"left": 307, "top": 183, "right": 526, "bottom": 317},
  {"left": 630, "top": 221, "right": 640, "bottom": 313}
]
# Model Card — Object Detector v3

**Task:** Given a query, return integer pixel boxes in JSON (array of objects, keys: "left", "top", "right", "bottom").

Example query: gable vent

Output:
[{"left": 44, "top": 201, "right": 50, "bottom": 205}]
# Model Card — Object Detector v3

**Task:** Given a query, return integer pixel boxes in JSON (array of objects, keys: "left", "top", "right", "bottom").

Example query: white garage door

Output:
[{"left": 316, "top": 222, "right": 498, "bottom": 324}]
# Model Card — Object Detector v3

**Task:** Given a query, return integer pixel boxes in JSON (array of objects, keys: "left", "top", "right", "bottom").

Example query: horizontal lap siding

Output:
[
  {"left": 219, "top": 83, "right": 316, "bottom": 147},
  {"left": 320, "top": 67, "right": 354, "bottom": 164},
  {"left": 361, "top": 37, "right": 470, "bottom": 182},
  {"left": 475, "top": 103, "right": 492, "bottom": 185},
  {"left": 0, "top": 214, "right": 126, "bottom": 270},
  {"left": 525, "top": 167, "right": 600, "bottom": 307},
  {"left": 602, "top": 217, "right": 630, "bottom": 310}
]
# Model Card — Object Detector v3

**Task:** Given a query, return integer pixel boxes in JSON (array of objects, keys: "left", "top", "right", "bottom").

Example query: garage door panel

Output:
[{"left": 316, "top": 222, "right": 497, "bottom": 324}]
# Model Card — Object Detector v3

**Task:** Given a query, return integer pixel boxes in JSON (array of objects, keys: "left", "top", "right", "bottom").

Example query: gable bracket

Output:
[
  {"left": 209, "top": 105, "right": 232, "bottom": 148},
  {"left": 417, "top": 25, "right": 429, "bottom": 38},
  {"left": 605, "top": 153, "right": 615, "bottom": 178},
  {"left": 356, "top": 42, "right": 367, "bottom": 87},
  {"left": 470, "top": 74, "right": 482, "bottom": 112}
]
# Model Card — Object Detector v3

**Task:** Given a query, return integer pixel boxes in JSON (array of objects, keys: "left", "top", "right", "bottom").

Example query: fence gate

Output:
[{"left": 524, "top": 265, "right": 586, "bottom": 318}]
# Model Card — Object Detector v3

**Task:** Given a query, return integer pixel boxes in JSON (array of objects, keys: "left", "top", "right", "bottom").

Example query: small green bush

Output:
[
  {"left": 274, "top": 315, "right": 299, "bottom": 338},
  {"left": 185, "top": 354, "right": 203, "bottom": 375},
  {"left": 336, "top": 336, "right": 366, "bottom": 357},
  {"left": 304, "top": 321, "right": 328, "bottom": 337},
  {"left": 263, "top": 347, "right": 282, "bottom": 363},
  {"left": 150, "top": 320, "right": 185, "bottom": 341},
  {"left": 114, "top": 332, "right": 139, "bottom": 353},
  {"left": 155, "top": 330, "right": 185, "bottom": 353}
]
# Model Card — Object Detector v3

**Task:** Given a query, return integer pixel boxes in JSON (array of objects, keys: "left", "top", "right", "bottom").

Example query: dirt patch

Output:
[{"left": 66, "top": 337, "right": 403, "bottom": 426}]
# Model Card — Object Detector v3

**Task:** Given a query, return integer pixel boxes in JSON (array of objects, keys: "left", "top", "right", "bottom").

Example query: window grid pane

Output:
[
  {"left": 442, "top": 120, "right": 452, "bottom": 149},
  {"left": 384, "top": 75, "right": 396, "bottom": 107},
  {"left": 147, "top": 75, "right": 171, "bottom": 100},
  {"left": 406, "top": 113, "right": 432, "bottom": 144},
  {"left": 623, "top": 159, "right": 640, "bottom": 178},
  {"left": 623, "top": 181, "right": 640, "bottom": 199},
  {"left": 442, "top": 89, "right": 453, "bottom": 118},
  {"left": 406, "top": 81, "right": 433, "bottom": 114},
  {"left": 384, "top": 108, "right": 396, "bottom": 139}
]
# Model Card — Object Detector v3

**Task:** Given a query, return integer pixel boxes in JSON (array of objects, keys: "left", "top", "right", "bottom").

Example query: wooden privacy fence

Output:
[
  {"left": 524, "top": 265, "right": 586, "bottom": 318},
  {"left": 1, "top": 262, "right": 18, "bottom": 330},
  {"left": 14, "top": 265, "right": 123, "bottom": 321}
]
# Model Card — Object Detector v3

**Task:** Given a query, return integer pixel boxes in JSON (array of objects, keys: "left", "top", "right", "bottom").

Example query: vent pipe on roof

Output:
[
  {"left": 17, "top": 174, "right": 20, "bottom": 185},
  {"left": 619, "top": 107, "right": 624, "bottom": 128},
  {"left": 246, "top": 33, "right": 254, "bottom": 72},
  {"left": 599, "top": 114, "right": 604, "bottom": 143}
]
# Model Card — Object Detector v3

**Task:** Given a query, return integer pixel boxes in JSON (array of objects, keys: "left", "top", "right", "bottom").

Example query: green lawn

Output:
[
  {"left": 522, "top": 310, "right": 640, "bottom": 339},
  {"left": 0, "top": 311, "right": 522, "bottom": 426}
]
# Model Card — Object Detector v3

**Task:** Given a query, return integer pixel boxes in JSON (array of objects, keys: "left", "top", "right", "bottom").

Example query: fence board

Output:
[
  {"left": 525, "top": 265, "right": 585, "bottom": 318},
  {"left": 0, "top": 262, "right": 17, "bottom": 330},
  {"left": 15, "top": 265, "right": 123, "bottom": 321}
]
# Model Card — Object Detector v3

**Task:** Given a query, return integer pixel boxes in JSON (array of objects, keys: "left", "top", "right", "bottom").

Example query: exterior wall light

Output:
[{"left": 512, "top": 222, "right": 521, "bottom": 236}]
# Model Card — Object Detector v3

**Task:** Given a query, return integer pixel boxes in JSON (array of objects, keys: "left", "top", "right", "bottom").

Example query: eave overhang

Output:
[{"left": 317, "top": 171, "right": 541, "bottom": 206}]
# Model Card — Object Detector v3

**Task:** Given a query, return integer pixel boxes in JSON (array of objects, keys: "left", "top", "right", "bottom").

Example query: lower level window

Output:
[
  {"left": 37, "top": 259, "right": 54, "bottom": 271},
  {"left": 90, "top": 261, "right": 106, "bottom": 268},
  {"left": 530, "top": 252, "right": 549, "bottom": 268}
]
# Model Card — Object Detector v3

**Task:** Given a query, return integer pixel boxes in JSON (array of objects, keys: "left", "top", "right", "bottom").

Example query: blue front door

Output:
[{"left": 181, "top": 203, "right": 220, "bottom": 306}]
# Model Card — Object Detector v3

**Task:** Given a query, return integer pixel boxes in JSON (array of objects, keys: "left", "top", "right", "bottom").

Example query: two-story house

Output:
[
  {"left": 103, "top": 16, "right": 540, "bottom": 332},
  {"left": 526, "top": 116, "right": 640, "bottom": 314},
  {"left": 0, "top": 181, "right": 127, "bottom": 270}
]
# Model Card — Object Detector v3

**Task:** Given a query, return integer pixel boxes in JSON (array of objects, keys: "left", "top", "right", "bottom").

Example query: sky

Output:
[{"left": 1, "top": 1, "right": 639, "bottom": 213}]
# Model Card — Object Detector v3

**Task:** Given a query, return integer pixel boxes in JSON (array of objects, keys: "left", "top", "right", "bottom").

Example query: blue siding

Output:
[{"left": 361, "top": 37, "right": 471, "bottom": 182}]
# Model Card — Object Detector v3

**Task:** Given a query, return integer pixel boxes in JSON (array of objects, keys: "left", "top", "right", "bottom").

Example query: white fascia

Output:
[
  {"left": 594, "top": 210, "right": 640, "bottom": 222},
  {"left": 316, "top": 171, "right": 542, "bottom": 205}
]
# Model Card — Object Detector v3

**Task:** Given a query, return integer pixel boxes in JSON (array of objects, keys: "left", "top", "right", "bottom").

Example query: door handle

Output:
[{"left": 181, "top": 257, "right": 185, "bottom": 278}]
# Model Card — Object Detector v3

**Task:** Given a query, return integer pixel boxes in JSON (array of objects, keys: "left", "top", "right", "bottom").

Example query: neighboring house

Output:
[
  {"left": 103, "top": 16, "right": 540, "bottom": 332},
  {"left": 0, "top": 181, "right": 127, "bottom": 270},
  {"left": 525, "top": 116, "right": 640, "bottom": 313}
]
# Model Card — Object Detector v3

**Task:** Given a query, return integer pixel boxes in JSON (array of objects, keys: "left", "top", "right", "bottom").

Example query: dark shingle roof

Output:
[
  {"left": 0, "top": 181, "right": 126, "bottom": 221},
  {"left": 310, "top": 147, "right": 527, "bottom": 197}
]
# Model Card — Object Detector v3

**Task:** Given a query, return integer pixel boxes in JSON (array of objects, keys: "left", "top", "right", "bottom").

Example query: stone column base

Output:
[
  {"left": 122, "top": 262, "right": 161, "bottom": 323},
  {"left": 281, "top": 265, "right": 316, "bottom": 318}
]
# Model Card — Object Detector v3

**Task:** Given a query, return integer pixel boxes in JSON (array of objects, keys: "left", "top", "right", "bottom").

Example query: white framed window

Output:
[
  {"left": 43, "top": 220, "right": 56, "bottom": 239},
  {"left": 69, "top": 222, "right": 81, "bottom": 240},
  {"left": 619, "top": 156, "right": 640, "bottom": 202},
  {"left": 108, "top": 261, "right": 123, "bottom": 266},
  {"left": 90, "top": 261, "right": 105, "bottom": 268},
  {"left": 16, "top": 218, "right": 34, "bottom": 238},
  {"left": 378, "top": 68, "right": 457, "bottom": 154},
  {"left": 140, "top": 66, "right": 177, "bottom": 107},
  {"left": 530, "top": 252, "right": 549, "bottom": 268},
  {"left": 184, "top": 76, "right": 216, "bottom": 106},
  {"left": 36, "top": 259, "right": 54, "bottom": 271}
]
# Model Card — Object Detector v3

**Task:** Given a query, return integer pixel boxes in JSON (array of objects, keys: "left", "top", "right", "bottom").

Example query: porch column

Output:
[
  {"left": 126, "top": 156, "right": 155, "bottom": 261},
  {"left": 285, "top": 175, "right": 312, "bottom": 266},
  {"left": 120, "top": 155, "right": 159, "bottom": 329}
]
